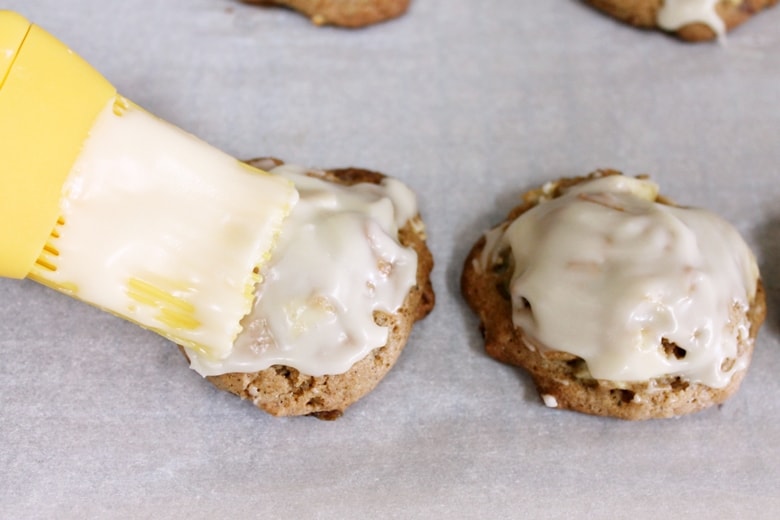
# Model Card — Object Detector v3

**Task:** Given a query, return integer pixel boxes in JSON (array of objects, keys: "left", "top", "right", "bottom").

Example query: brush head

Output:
[
  {"left": 28, "top": 98, "right": 298, "bottom": 361},
  {"left": 2, "top": 11, "right": 299, "bottom": 359}
]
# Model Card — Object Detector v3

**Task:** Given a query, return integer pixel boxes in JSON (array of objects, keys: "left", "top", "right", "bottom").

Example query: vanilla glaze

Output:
[{"left": 480, "top": 175, "right": 759, "bottom": 388}]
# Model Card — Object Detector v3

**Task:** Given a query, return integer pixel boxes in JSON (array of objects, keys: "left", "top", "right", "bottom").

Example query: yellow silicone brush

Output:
[{"left": 0, "top": 11, "right": 298, "bottom": 361}]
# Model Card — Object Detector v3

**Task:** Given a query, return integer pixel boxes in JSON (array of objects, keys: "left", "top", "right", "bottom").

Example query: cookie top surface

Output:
[{"left": 475, "top": 173, "right": 760, "bottom": 388}]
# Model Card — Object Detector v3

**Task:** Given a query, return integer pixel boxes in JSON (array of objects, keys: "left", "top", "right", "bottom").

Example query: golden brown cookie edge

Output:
[{"left": 242, "top": 0, "right": 411, "bottom": 28}]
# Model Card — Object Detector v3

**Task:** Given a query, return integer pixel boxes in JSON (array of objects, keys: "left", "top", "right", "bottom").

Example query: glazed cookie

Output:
[
  {"left": 242, "top": 0, "right": 410, "bottom": 27},
  {"left": 462, "top": 170, "right": 765, "bottom": 419},
  {"left": 183, "top": 159, "right": 434, "bottom": 419},
  {"left": 585, "top": 0, "right": 779, "bottom": 41}
]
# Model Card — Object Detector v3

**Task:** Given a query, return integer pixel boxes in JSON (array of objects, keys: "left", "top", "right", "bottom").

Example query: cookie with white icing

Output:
[
  {"left": 462, "top": 170, "right": 765, "bottom": 419},
  {"left": 182, "top": 159, "right": 434, "bottom": 419},
  {"left": 585, "top": 0, "right": 778, "bottom": 41},
  {"left": 242, "top": 0, "right": 410, "bottom": 27}
]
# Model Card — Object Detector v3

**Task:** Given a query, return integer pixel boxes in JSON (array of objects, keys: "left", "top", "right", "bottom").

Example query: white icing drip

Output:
[{"left": 657, "top": 0, "right": 728, "bottom": 39}]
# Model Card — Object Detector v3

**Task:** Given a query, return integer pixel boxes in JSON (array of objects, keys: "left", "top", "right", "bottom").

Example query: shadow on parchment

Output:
[{"left": 754, "top": 214, "right": 780, "bottom": 335}]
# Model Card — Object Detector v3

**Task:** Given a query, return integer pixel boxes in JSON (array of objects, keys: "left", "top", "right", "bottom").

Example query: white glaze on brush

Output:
[{"left": 45, "top": 99, "right": 297, "bottom": 359}]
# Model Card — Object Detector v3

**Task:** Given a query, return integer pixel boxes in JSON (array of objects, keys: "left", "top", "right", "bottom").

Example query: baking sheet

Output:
[{"left": 2, "top": 1, "right": 780, "bottom": 517}]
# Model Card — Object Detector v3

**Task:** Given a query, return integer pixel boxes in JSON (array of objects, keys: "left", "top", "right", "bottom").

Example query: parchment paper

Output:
[{"left": 2, "top": 1, "right": 779, "bottom": 517}]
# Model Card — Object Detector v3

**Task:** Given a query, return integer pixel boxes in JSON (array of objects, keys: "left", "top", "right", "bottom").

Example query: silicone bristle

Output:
[
  {"left": 32, "top": 216, "right": 64, "bottom": 272},
  {"left": 126, "top": 277, "right": 201, "bottom": 331},
  {"left": 28, "top": 217, "right": 79, "bottom": 294}
]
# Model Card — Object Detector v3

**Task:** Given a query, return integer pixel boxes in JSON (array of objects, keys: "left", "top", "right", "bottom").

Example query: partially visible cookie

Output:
[
  {"left": 462, "top": 170, "right": 765, "bottom": 419},
  {"left": 243, "top": 0, "right": 411, "bottom": 27},
  {"left": 585, "top": 0, "right": 778, "bottom": 41},
  {"left": 184, "top": 159, "right": 434, "bottom": 419}
]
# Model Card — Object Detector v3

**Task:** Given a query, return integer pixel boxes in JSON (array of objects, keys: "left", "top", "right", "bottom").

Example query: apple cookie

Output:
[{"left": 462, "top": 170, "right": 765, "bottom": 419}]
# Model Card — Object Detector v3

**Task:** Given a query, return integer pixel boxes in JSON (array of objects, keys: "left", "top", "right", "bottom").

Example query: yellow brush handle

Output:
[{"left": 0, "top": 11, "right": 116, "bottom": 278}]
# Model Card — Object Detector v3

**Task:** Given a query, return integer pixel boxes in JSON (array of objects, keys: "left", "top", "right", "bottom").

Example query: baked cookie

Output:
[
  {"left": 183, "top": 159, "right": 434, "bottom": 419},
  {"left": 242, "top": 0, "right": 411, "bottom": 27},
  {"left": 585, "top": 0, "right": 779, "bottom": 41},
  {"left": 462, "top": 170, "right": 765, "bottom": 419}
]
